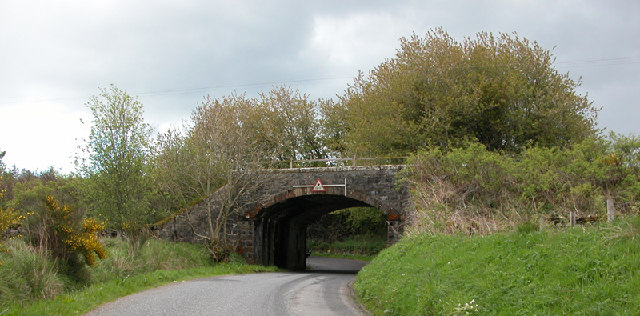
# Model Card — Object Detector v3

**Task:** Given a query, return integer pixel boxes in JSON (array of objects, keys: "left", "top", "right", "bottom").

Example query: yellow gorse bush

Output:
[
  {"left": 44, "top": 195, "right": 107, "bottom": 266},
  {"left": 0, "top": 174, "right": 25, "bottom": 266},
  {"left": 0, "top": 206, "right": 23, "bottom": 233}
]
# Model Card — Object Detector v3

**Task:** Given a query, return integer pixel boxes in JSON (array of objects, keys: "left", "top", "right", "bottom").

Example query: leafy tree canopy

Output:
[
  {"left": 152, "top": 86, "right": 327, "bottom": 214},
  {"left": 78, "top": 84, "right": 153, "bottom": 231},
  {"left": 334, "top": 28, "right": 599, "bottom": 156}
]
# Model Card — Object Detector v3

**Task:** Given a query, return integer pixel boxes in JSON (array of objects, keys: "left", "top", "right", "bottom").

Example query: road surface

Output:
[{"left": 86, "top": 257, "right": 368, "bottom": 316}]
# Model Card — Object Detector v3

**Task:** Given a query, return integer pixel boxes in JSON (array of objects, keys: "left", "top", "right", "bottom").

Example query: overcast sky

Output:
[{"left": 1, "top": 0, "right": 638, "bottom": 173}]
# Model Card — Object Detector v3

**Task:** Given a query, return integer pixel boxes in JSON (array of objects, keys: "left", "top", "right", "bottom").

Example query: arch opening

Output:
[
  {"left": 306, "top": 206, "right": 387, "bottom": 269},
  {"left": 253, "top": 193, "right": 396, "bottom": 270}
]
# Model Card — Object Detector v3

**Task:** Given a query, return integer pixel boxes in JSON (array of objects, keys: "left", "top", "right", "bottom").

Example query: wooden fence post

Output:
[
  {"left": 607, "top": 198, "right": 616, "bottom": 222},
  {"left": 569, "top": 212, "right": 576, "bottom": 226}
]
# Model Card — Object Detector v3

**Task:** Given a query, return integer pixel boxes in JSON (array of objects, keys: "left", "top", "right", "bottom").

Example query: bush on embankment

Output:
[
  {"left": 355, "top": 217, "right": 640, "bottom": 315},
  {"left": 403, "top": 135, "right": 640, "bottom": 235}
]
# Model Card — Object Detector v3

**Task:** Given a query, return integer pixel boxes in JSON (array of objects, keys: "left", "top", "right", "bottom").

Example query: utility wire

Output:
[
  {"left": 134, "top": 76, "right": 353, "bottom": 97},
  {"left": 0, "top": 76, "right": 353, "bottom": 106},
  {"left": 1, "top": 55, "right": 638, "bottom": 105},
  {"left": 556, "top": 55, "right": 640, "bottom": 67}
]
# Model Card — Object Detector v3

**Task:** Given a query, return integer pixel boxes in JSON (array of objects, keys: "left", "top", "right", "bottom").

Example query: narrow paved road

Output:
[{"left": 86, "top": 257, "right": 368, "bottom": 316}]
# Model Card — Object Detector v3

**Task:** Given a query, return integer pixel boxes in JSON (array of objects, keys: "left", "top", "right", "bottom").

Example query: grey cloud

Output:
[{"left": 1, "top": 0, "right": 639, "bottom": 171}]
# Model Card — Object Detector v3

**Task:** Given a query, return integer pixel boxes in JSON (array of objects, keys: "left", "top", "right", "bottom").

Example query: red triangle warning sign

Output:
[{"left": 312, "top": 178, "right": 326, "bottom": 192}]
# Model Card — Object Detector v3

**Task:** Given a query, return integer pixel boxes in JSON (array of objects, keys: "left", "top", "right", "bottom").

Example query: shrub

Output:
[
  {"left": 405, "top": 135, "right": 640, "bottom": 234},
  {"left": 405, "top": 141, "right": 517, "bottom": 234},
  {"left": 31, "top": 195, "right": 107, "bottom": 267},
  {"left": 0, "top": 174, "right": 26, "bottom": 266}
]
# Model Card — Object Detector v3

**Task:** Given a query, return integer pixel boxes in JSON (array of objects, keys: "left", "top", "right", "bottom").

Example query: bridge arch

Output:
[
  {"left": 251, "top": 185, "right": 399, "bottom": 270},
  {"left": 157, "top": 166, "right": 412, "bottom": 270}
]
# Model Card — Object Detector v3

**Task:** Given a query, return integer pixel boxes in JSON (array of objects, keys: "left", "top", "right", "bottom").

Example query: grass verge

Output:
[
  {"left": 354, "top": 217, "right": 640, "bottom": 315},
  {"left": 3, "top": 264, "right": 275, "bottom": 315},
  {"left": 3, "top": 264, "right": 275, "bottom": 316},
  {"left": 0, "top": 238, "right": 276, "bottom": 316},
  {"left": 308, "top": 252, "right": 376, "bottom": 262}
]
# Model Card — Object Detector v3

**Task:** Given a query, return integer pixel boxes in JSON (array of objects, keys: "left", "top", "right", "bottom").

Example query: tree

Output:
[
  {"left": 78, "top": 85, "right": 153, "bottom": 240},
  {"left": 320, "top": 98, "right": 349, "bottom": 156},
  {"left": 0, "top": 150, "right": 10, "bottom": 209},
  {"left": 153, "top": 93, "right": 267, "bottom": 261},
  {"left": 188, "top": 94, "right": 270, "bottom": 260},
  {"left": 150, "top": 128, "right": 193, "bottom": 216},
  {"left": 152, "top": 87, "right": 328, "bottom": 215},
  {"left": 0, "top": 150, "right": 5, "bottom": 171},
  {"left": 247, "top": 86, "right": 326, "bottom": 164},
  {"left": 9, "top": 169, "right": 82, "bottom": 214},
  {"left": 335, "top": 28, "right": 599, "bottom": 156}
]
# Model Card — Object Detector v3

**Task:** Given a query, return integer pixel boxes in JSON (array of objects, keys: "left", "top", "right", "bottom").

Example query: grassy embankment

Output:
[
  {"left": 0, "top": 238, "right": 275, "bottom": 316},
  {"left": 355, "top": 218, "right": 640, "bottom": 315}
]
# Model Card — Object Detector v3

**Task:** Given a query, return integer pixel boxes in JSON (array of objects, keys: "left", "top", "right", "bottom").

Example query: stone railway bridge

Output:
[{"left": 157, "top": 165, "right": 413, "bottom": 270}]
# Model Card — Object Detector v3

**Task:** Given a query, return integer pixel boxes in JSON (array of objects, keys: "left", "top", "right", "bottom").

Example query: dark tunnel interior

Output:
[{"left": 254, "top": 194, "right": 371, "bottom": 270}]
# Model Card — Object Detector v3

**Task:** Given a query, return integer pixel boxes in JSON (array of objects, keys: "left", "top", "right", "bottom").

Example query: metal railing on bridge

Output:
[{"left": 268, "top": 157, "right": 407, "bottom": 169}]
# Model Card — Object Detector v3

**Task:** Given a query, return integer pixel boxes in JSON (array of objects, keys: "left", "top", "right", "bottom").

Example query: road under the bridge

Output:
[{"left": 86, "top": 257, "right": 369, "bottom": 316}]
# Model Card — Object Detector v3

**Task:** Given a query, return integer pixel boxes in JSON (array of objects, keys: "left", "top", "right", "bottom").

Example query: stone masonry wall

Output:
[{"left": 156, "top": 165, "right": 413, "bottom": 263}]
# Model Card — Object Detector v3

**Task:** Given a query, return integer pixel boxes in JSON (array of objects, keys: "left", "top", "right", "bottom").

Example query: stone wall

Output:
[{"left": 156, "top": 165, "right": 413, "bottom": 267}]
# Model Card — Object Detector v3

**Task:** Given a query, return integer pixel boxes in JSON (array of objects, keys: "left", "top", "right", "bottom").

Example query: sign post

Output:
[{"left": 293, "top": 178, "right": 347, "bottom": 196}]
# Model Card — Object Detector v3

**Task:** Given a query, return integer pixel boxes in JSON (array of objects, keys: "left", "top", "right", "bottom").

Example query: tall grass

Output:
[
  {"left": 6, "top": 264, "right": 276, "bottom": 316},
  {"left": 0, "top": 239, "right": 64, "bottom": 307},
  {"left": 0, "top": 236, "right": 272, "bottom": 313},
  {"left": 355, "top": 217, "right": 640, "bottom": 315},
  {"left": 89, "top": 238, "right": 210, "bottom": 283}
]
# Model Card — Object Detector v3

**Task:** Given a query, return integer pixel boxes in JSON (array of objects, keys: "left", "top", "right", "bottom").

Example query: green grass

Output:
[
  {"left": 88, "top": 238, "right": 213, "bottom": 283},
  {"left": 3, "top": 264, "right": 276, "bottom": 316},
  {"left": 307, "top": 234, "right": 387, "bottom": 256},
  {"left": 309, "top": 252, "right": 376, "bottom": 262},
  {"left": 355, "top": 217, "right": 640, "bottom": 315},
  {"left": 0, "top": 238, "right": 276, "bottom": 315},
  {"left": 0, "top": 239, "right": 64, "bottom": 307}
]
